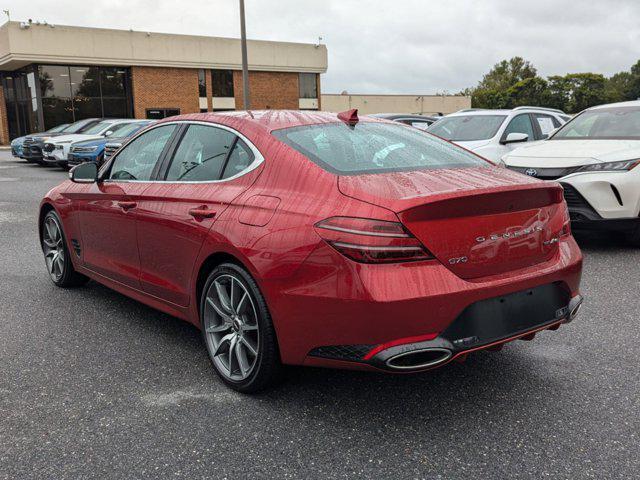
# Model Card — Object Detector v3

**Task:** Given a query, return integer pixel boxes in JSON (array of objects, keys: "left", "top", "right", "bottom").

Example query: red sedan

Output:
[{"left": 39, "top": 110, "right": 584, "bottom": 392}]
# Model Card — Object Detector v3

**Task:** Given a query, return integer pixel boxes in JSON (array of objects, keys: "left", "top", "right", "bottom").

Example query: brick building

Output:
[{"left": 0, "top": 21, "right": 327, "bottom": 144}]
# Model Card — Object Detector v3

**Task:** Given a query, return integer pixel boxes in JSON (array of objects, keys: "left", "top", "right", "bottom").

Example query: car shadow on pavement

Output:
[
  {"left": 77, "top": 279, "right": 570, "bottom": 428},
  {"left": 573, "top": 230, "right": 636, "bottom": 252}
]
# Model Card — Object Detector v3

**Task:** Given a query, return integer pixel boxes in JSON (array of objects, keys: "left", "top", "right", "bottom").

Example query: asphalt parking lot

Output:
[{"left": 0, "top": 151, "right": 638, "bottom": 479}]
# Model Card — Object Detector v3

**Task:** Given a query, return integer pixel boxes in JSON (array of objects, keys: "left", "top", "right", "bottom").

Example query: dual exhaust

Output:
[{"left": 378, "top": 294, "right": 584, "bottom": 372}]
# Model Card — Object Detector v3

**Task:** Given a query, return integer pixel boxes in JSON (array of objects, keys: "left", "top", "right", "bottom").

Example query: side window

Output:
[
  {"left": 503, "top": 114, "right": 535, "bottom": 142},
  {"left": 165, "top": 125, "right": 235, "bottom": 181},
  {"left": 534, "top": 114, "right": 560, "bottom": 139},
  {"left": 109, "top": 125, "right": 176, "bottom": 181},
  {"left": 221, "top": 139, "right": 255, "bottom": 179}
]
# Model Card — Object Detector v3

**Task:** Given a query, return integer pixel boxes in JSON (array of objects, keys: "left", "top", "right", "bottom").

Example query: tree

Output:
[
  {"left": 471, "top": 88, "right": 509, "bottom": 109},
  {"left": 547, "top": 75, "right": 571, "bottom": 111},
  {"left": 477, "top": 57, "right": 538, "bottom": 91},
  {"left": 628, "top": 60, "right": 640, "bottom": 101},
  {"left": 563, "top": 73, "right": 608, "bottom": 112},
  {"left": 605, "top": 71, "right": 635, "bottom": 103},
  {"left": 468, "top": 57, "right": 638, "bottom": 113},
  {"left": 505, "top": 77, "right": 552, "bottom": 108}
]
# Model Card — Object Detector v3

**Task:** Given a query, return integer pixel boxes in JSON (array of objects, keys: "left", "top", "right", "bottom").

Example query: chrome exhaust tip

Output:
[
  {"left": 565, "top": 295, "right": 584, "bottom": 323},
  {"left": 385, "top": 348, "right": 452, "bottom": 371}
]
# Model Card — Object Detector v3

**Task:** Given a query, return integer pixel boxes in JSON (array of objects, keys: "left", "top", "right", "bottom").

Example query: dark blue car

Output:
[{"left": 67, "top": 120, "right": 154, "bottom": 167}]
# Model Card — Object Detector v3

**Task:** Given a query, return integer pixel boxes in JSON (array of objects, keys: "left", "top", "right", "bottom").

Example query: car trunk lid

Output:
[{"left": 338, "top": 167, "right": 566, "bottom": 279}]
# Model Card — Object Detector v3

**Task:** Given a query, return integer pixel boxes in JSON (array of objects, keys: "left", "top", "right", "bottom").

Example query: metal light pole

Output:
[{"left": 239, "top": 0, "right": 251, "bottom": 110}]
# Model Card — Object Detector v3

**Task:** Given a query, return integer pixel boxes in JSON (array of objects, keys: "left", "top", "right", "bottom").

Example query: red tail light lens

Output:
[{"left": 315, "top": 217, "right": 434, "bottom": 264}]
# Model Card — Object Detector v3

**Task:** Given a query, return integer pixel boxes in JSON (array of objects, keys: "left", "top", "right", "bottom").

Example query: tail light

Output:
[
  {"left": 314, "top": 216, "right": 434, "bottom": 264},
  {"left": 561, "top": 203, "right": 571, "bottom": 237}
]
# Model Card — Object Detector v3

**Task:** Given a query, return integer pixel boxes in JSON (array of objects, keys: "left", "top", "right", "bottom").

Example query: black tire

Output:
[
  {"left": 200, "top": 263, "right": 282, "bottom": 393},
  {"left": 41, "top": 210, "right": 90, "bottom": 288}
]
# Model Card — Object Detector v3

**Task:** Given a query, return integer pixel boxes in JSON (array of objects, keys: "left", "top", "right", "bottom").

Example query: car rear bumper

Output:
[
  {"left": 361, "top": 290, "right": 583, "bottom": 372},
  {"left": 266, "top": 237, "right": 583, "bottom": 367}
]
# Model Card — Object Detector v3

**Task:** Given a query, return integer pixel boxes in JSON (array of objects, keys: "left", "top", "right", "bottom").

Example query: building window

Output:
[
  {"left": 2, "top": 67, "right": 42, "bottom": 139},
  {"left": 299, "top": 73, "right": 318, "bottom": 99},
  {"left": 38, "top": 65, "right": 132, "bottom": 130},
  {"left": 198, "top": 69, "right": 207, "bottom": 97},
  {"left": 212, "top": 70, "right": 234, "bottom": 98},
  {"left": 146, "top": 108, "right": 180, "bottom": 120}
]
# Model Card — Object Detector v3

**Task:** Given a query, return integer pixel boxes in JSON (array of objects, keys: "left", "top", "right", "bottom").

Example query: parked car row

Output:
[
  {"left": 384, "top": 102, "right": 639, "bottom": 245},
  {"left": 11, "top": 118, "right": 153, "bottom": 169}
]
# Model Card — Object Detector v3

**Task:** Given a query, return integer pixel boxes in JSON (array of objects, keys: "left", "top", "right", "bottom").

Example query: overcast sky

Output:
[{"left": 4, "top": 0, "right": 640, "bottom": 94}]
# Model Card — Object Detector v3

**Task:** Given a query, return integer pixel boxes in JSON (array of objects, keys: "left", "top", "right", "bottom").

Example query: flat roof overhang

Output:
[{"left": 0, "top": 21, "right": 328, "bottom": 73}]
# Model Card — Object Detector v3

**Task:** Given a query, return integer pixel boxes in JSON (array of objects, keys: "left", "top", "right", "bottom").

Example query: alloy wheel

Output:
[
  {"left": 42, "top": 215, "right": 65, "bottom": 282},
  {"left": 203, "top": 274, "right": 260, "bottom": 381}
]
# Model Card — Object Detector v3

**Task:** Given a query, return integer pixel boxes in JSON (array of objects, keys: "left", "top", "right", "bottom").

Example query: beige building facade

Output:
[{"left": 321, "top": 93, "right": 471, "bottom": 115}]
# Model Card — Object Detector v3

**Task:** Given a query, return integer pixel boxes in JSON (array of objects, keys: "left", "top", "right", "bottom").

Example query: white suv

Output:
[
  {"left": 42, "top": 119, "right": 143, "bottom": 168},
  {"left": 502, "top": 101, "right": 640, "bottom": 245},
  {"left": 427, "top": 107, "right": 570, "bottom": 163}
]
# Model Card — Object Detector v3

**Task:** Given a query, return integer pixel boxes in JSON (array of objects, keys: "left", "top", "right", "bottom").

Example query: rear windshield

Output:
[
  {"left": 552, "top": 107, "right": 640, "bottom": 140},
  {"left": 272, "top": 121, "right": 488, "bottom": 175},
  {"left": 427, "top": 115, "right": 507, "bottom": 141}
]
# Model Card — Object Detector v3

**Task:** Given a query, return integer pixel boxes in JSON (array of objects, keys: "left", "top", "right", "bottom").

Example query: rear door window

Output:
[
  {"left": 164, "top": 125, "right": 236, "bottom": 181},
  {"left": 533, "top": 114, "right": 560, "bottom": 139},
  {"left": 221, "top": 139, "right": 254, "bottom": 179}
]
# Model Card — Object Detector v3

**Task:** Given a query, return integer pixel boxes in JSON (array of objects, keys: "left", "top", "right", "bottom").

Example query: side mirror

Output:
[
  {"left": 70, "top": 162, "right": 98, "bottom": 183},
  {"left": 501, "top": 132, "right": 529, "bottom": 145},
  {"left": 104, "top": 130, "right": 114, "bottom": 137}
]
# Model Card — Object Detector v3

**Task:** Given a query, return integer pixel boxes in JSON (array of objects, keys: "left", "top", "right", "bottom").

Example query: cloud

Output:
[{"left": 5, "top": 0, "right": 640, "bottom": 94}]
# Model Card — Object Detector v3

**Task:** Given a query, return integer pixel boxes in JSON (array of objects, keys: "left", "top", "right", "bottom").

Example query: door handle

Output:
[
  {"left": 117, "top": 201, "right": 137, "bottom": 210},
  {"left": 188, "top": 207, "right": 216, "bottom": 219}
]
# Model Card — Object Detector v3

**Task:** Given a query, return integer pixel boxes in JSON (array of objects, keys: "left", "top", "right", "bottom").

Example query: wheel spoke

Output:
[
  {"left": 235, "top": 292, "right": 248, "bottom": 314},
  {"left": 50, "top": 221, "right": 60, "bottom": 243},
  {"left": 206, "top": 296, "right": 232, "bottom": 321},
  {"left": 45, "top": 220, "right": 55, "bottom": 242},
  {"left": 236, "top": 341, "right": 250, "bottom": 375},
  {"left": 212, "top": 333, "right": 234, "bottom": 357},
  {"left": 227, "top": 336, "right": 238, "bottom": 374},
  {"left": 230, "top": 278, "right": 236, "bottom": 311},
  {"left": 214, "top": 280, "right": 234, "bottom": 315},
  {"left": 43, "top": 236, "right": 57, "bottom": 248},
  {"left": 55, "top": 256, "right": 64, "bottom": 275},
  {"left": 240, "top": 336, "right": 257, "bottom": 356},
  {"left": 206, "top": 322, "right": 231, "bottom": 333}
]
